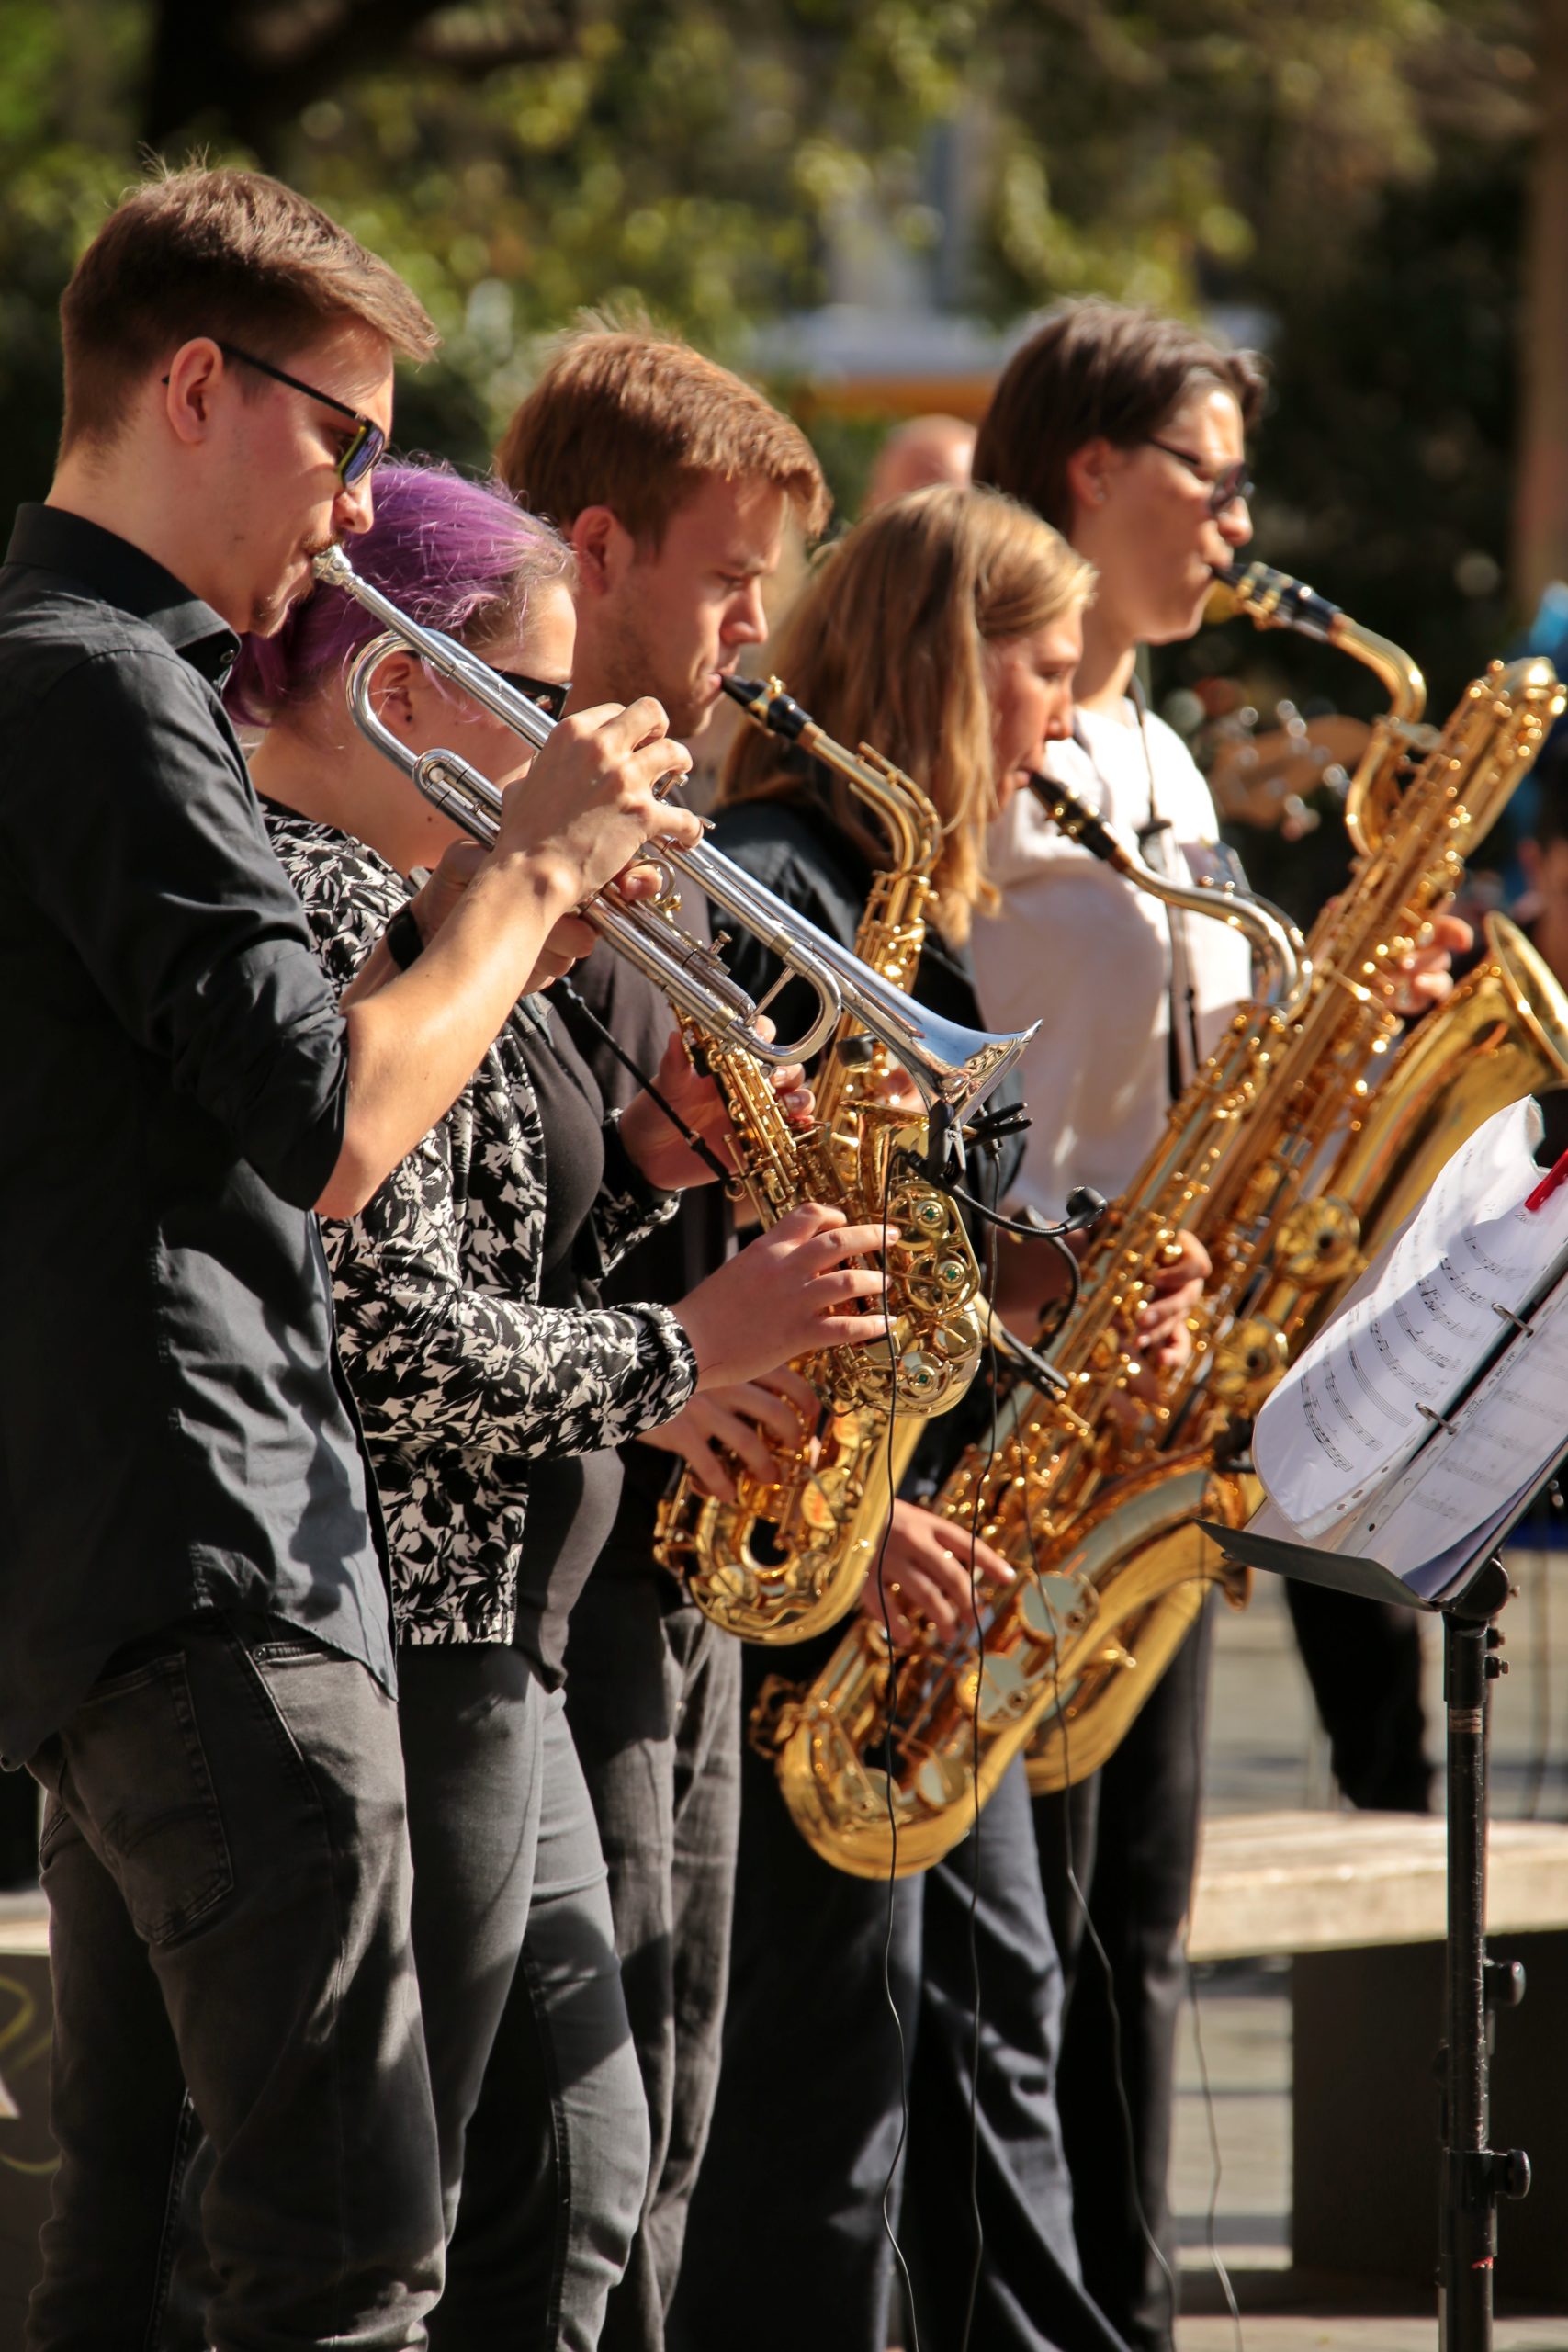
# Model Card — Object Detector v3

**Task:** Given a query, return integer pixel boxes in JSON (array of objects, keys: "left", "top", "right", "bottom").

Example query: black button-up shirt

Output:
[{"left": 0, "top": 503, "right": 393, "bottom": 1766}]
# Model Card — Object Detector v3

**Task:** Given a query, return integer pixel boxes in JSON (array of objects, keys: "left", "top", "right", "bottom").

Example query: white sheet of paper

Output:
[
  {"left": 1334, "top": 1280, "right": 1568, "bottom": 1598},
  {"left": 1253, "top": 1098, "right": 1568, "bottom": 1539}
]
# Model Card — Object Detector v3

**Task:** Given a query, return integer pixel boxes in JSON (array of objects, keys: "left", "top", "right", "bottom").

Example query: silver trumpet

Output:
[{"left": 313, "top": 545, "right": 1035, "bottom": 1117}]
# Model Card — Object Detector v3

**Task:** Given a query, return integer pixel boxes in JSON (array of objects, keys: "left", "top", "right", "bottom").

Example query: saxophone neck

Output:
[
  {"left": 1028, "top": 775, "right": 1310, "bottom": 1016},
  {"left": 724, "top": 673, "right": 942, "bottom": 876},
  {"left": 1213, "top": 559, "right": 1427, "bottom": 724}
]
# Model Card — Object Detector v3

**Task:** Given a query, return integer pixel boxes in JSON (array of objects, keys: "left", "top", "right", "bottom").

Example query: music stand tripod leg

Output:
[{"left": 1438, "top": 1557, "right": 1529, "bottom": 2352}]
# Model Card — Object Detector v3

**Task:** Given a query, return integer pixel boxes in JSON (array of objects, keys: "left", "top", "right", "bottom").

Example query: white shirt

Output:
[{"left": 972, "top": 701, "right": 1255, "bottom": 1217}]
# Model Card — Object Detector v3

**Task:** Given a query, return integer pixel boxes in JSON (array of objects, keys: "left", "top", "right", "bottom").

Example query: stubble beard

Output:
[{"left": 596, "top": 600, "right": 710, "bottom": 744}]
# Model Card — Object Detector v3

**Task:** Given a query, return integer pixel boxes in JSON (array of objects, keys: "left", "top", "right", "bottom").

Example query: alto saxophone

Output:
[
  {"left": 760, "top": 583, "right": 1567, "bottom": 1872},
  {"left": 653, "top": 679, "right": 987, "bottom": 1644}
]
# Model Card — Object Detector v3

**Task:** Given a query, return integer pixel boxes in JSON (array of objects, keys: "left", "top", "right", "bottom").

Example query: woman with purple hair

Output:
[{"left": 220, "top": 460, "right": 889, "bottom": 2346}]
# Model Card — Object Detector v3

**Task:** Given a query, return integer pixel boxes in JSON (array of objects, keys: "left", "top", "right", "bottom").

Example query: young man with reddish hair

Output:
[
  {"left": 1, "top": 168, "right": 697, "bottom": 2349},
  {"left": 476, "top": 324, "right": 829, "bottom": 2352}
]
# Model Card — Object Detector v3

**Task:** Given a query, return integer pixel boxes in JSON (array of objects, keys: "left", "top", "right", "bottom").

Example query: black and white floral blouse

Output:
[{"left": 265, "top": 808, "right": 698, "bottom": 1649}]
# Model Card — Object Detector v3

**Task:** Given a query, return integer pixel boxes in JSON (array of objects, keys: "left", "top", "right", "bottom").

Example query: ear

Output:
[
  {"left": 1064, "top": 437, "right": 1117, "bottom": 521},
  {"left": 367, "top": 650, "right": 420, "bottom": 729},
  {"left": 570, "top": 504, "right": 633, "bottom": 598},
  {"left": 162, "top": 337, "right": 228, "bottom": 449}
]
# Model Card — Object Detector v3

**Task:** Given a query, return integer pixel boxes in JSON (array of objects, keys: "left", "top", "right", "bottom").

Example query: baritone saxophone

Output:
[
  {"left": 653, "top": 678, "right": 990, "bottom": 1644},
  {"left": 759, "top": 576, "right": 1566, "bottom": 1872}
]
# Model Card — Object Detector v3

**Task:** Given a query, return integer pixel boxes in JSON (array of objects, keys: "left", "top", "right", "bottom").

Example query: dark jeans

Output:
[
  {"left": 562, "top": 1566, "right": 740, "bottom": 2352},
  {"left": 26, "top": 1618, "right": 442, "bottom": 2352},
  {"left": 434, "top": 1687, "right": 649, "bottom": 2351},
  {"left": 396, "top": 1644, "right": 547, "bottom": 2245},
  {"left": 672, "top": 1642, "right": 1126, "bottom": 2352},
  {"left": 1034, "top": 1606, "right": 1213, "bottom": 2352}
]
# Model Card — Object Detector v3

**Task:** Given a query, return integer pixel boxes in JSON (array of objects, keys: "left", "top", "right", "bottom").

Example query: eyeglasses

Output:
[
  {"left": 493, "top": 670, "right": 573, "bottom": 721},
  {"left": 216, "top": 341, "right": 388, "bottom": 489},
  {"left": 1145, "top": 438, "right": 1254, "bottom": 518}
]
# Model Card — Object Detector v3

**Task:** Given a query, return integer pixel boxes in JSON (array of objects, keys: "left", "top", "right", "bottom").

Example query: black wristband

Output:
[{"left": 386, "top": 903, "right": 423, "bottom": 971}]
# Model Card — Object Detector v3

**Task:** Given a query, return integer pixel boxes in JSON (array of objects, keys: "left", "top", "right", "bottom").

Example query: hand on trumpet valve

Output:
[
  {"left": 493, "top": 695, "right": 699, "bottom": 913},
  {"left": 407, "top": 840, "right": 608, "bottom": 993},
  {"left": 621, "top": 1021, "right": 813, "bottom": 1192}
]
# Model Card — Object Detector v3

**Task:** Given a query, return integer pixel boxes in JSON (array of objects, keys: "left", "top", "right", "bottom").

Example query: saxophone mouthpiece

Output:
[
  {"left": 1217, "top": 560, "right": 1342, "bottom": 646},
  {"left": 1028, "top": 776, "right": 1132, "bottom": 875},
  {"left": 723, "top": 673, "right": 812, "bottom": 742}
]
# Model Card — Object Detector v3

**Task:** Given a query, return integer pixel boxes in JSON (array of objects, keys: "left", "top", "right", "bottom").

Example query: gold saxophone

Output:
[
  {"left": 758, "top": 578, "right": 1567, "bottom": 1872},
  {"left": 653, "top": 678, "right": 987, "bottom": 1644}
]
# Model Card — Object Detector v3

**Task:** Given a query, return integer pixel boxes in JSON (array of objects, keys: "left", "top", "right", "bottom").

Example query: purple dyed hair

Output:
[{"left": 226, "top": 458, "right": 575, "bottom": 729}]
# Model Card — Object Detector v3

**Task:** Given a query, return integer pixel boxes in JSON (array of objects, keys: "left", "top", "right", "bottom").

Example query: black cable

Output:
[
  {"left": 1183, "top": 1688, "right": 1245, "bottom": 2352},
  {"left": 957, "top": 1148, "right": 1006, "bottom": 2352},
  {"left": 873, "top": 1155, "right": 921, "bottom": 2352},
  {"left": 553, "top": 976, "right": 732, "bottom": 1183}
]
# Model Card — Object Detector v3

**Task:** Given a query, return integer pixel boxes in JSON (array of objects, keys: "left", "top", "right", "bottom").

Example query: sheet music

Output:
[
  {"left": 1253, "top": 1098, "right": 1568, "bottom": 1540},
  {"left": 1336, "top": 1283, "right": 1568, "bottom": 1597}
]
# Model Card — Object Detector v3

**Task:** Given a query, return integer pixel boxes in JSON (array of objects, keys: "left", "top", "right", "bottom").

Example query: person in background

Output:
[
  {"left": 674, "top": 484, "right": 1129, "bottom": 2352},
  {"left": 972, "top": 297, "right": 1459, "bottom": 2347},
  {"left": 3, "top": 164, "right": 701, "bottom": 2351},
  {"left": 861, "top": 410, "right": 976, "bottom": 511},
  {"left": 486, "top": 322, "right": 833, "bottom": 2352},
  {"left": 231, "top": 457, "right": 891, "bottom": 2350}
]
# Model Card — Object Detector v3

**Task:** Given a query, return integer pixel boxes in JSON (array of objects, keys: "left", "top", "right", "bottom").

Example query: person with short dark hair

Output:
[
  {"left": 2, "top": 163, "right": 704, "bottom": 2349},
  {"left": 972, "top": 297, "right": 1456, "bottom": 2349}
]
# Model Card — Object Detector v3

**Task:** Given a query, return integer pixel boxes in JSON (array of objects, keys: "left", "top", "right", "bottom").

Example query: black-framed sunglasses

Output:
[
  {"left": 1145, "top": 437, "right": 1255, "bottom": 517},
  {"left": 215, "top": 340, "right": 388, "bottom": 489},
  {"left": 493, "top": 669, "right": 573, "bottom": 722}
]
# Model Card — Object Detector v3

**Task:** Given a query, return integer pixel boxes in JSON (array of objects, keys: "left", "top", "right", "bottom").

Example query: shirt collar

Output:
[{"left": 5, "top": 503, "right": 239, "bottom": 686}]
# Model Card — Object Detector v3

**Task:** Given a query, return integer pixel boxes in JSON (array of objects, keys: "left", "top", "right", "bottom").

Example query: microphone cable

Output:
[
  {"left": 872, "top": 1145, "right": 922, "bottom": 2352},
  {"left": 955, "top": 1142, "right": 1007, "bottom": 2352},
  {"left": 1183, "top": 1676, "right": 1246, "bottom": 2352}
]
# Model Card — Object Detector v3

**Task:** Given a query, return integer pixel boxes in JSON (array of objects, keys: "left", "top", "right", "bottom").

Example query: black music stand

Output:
[{"left": 1200, "top": 1513, "right": 1540, "bottom": 2352}]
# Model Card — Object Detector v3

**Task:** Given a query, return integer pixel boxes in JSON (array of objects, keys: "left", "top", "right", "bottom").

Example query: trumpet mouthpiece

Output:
[{"left": 312, "top": 544, "right": 355, "bottom": 588}]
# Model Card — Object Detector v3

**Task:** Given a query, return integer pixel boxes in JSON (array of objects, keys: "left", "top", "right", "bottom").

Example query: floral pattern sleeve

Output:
[
  {"left": 327, "top": 1088, "right": 696, "bottom": 1462},
  {"left": 263, "top": 808, "right": 698, "bottom": 1646}
]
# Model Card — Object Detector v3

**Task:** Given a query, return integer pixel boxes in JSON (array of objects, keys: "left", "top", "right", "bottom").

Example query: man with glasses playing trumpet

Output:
[{"left": 0, "top": 167, "right": 716, "bottom": 2352}]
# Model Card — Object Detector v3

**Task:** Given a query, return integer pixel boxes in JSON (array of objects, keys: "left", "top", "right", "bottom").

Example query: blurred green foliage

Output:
[{"left": 0, "top": 0, "right": 1542, "bottom": 707}]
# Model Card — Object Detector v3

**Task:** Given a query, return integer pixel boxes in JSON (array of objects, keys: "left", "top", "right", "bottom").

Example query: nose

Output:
[
  {"left": 725, "top": 580, "right": 768, "bottom": 647},
  {"left": 335, "top": 470, "right": 376, "bottom": 537},
  {"left": 1217, "top": 493, "right": 1253, "bottom": 549},
  {"left": 1044, "top": 688, "right": 1075, "bottom": 742}
]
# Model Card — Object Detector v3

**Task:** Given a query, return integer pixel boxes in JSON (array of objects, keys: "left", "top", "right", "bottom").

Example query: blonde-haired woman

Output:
[
  {"left": 672, "top": 488, "right": 1127, "bottom": 2352},
  {"left": 723, "top": 478, "right": 1092, "bottom": 945}
]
